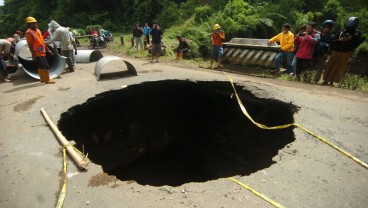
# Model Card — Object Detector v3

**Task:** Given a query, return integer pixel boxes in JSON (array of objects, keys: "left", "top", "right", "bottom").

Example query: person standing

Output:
[
  {"left": 133, "top": 22, "right": 144, "bottom": 50},
  {"left": 150, "top": 24, "right": 163, "bottom": 63},
  {"left": 209, "top": 24, "right": 225, "bottom": 69},
  {"left": 294, "top": 22, "right": 320, "bottom": 77},
  {"left": 43, "top": 25, "right": 59, "bottom": 53},
  {"left": 46, "top": 20, "right": 76, "bottom": 72},
  {"left": 314, "top": 20, "right": 335, "bottom": 62},
  {"left": 67, "top": 27, "right": 78, "bottom": 69},
  {"left": 322, "top": 17, "right": 363, "bottom": 86},
  {"left": 311, "top": 20, "right": 334, "bottom": 82},
  {"left": 25, "top": 16, "right": 55, "bottom": 84},
  {"left": 143, "top": 23, "right": 151, "bottom": 46},
  {"left": 268, "top": 23, "right": 295, "bottom": 74},
  {"left": 290, "top": 25, "right": 307, "bottom": 75}
]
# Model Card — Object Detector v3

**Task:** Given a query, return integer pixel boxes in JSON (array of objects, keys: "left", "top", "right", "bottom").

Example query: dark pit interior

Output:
[{"left": 58, "top": 80, "right": 297, "bottom": 186}]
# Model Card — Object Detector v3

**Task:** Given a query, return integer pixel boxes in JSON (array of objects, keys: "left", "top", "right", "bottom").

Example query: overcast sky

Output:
[{"left": 0, "top": 0, "right": 4, "bottom": 6}]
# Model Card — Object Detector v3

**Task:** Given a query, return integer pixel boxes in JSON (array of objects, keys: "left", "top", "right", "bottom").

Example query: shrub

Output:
[
  {"left": 70, "top": 28, "right": 86, "bottom": 36},
  {"left": 195, "top": 5, "right": 214, "bottom": 23},
  {"left": 208, "top": 0, "right": 265, "bottom": 39},
  {"left": 102, "top": 19, "right": 119, "bottom": 32},
  {"left": 340, "top": 74, "right": 368, "bottom": 91},
  {"left": 156, "top": 2, "right": 181, "bottom": 30},
  {"left": 163, "top": 16, "right": 212, "bottom": 59},
  {"left": 321, "top": 0, "right": 343, "bottom": 22},
  {"left": 85, "top": 25, "right": 102, "bottom": 33}
]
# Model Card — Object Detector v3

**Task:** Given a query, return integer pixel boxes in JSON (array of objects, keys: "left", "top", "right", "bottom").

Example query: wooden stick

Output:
[{"left": 41, "top": 108, "right": 89, "bottom": 169}]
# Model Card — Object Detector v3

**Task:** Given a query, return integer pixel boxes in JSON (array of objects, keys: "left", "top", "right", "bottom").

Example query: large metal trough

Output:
[{"left": 222, "top": 38, "right": 280, "bottom": 68}]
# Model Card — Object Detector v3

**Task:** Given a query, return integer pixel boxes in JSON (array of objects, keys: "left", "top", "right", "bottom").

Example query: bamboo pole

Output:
[{"left": 41, "top": 108, "right": 89, "bottom": 169}]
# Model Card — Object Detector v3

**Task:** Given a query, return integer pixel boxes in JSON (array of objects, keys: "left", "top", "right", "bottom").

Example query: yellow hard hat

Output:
[
  {"left": 26, "top": 16, "right": 37, "bottom": 24},
  {"left": 213, "top": 24, "right": 221, "bottom": 30}
]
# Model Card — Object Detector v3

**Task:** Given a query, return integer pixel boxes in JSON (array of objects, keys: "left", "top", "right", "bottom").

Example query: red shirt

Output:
[
  {"left": 43, "top": 30, "right": 50, "bottom": 39},
  {"left": 212, "top": 31, "right": 225, "bottom": 46},
  {"left": 295, "top": 31, "right": 319, "bottom": 59}
]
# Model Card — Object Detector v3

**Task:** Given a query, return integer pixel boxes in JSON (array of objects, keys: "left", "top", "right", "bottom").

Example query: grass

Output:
[
  {"left": 87, "top": 32, "right": 368, "bottom": 93},
  {"left": 340, "top": 74, "right": 368, "bottom": 91},
  {"left": 273, "top": 69, "right": 368, "bottom": 92},
  {"left": 105, "top": 32, "right": 209, "bottom": 68}
]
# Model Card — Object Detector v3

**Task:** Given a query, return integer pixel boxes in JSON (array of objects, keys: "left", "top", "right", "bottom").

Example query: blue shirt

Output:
[{"left": 143, "top": 26, "right": 151, "bottom": 36}]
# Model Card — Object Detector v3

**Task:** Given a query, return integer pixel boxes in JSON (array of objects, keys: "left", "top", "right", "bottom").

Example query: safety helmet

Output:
[
  {"left": 322, "top": 20, "right": 334, "bottom": 29},
  {"left": 26, "top": 16, "right": 37, "bottom": 24},
  {"left": 213, "top": 24, "right": 221, "bottom": 30},
  {"left": 344, "top": 17, "right": 359, "bottom": 30}
]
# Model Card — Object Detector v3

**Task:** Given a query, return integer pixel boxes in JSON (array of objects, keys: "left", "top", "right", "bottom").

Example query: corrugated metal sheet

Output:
[
  {"left": 14, "top": 40, "right": 66, "bottom": 80},
  {"left": 94, "top": 56, "right": 138, "bottom": 80},
  {"left": 75, "top": 50, "right": 103, "bottom": 63}
]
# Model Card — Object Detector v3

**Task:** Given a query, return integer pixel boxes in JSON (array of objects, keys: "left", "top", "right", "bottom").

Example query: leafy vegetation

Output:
[
  {"left": 0, "top": 0, "right": 366, "bottom": 37},
  {"left": 1, "top": 0, "right": 366, "bottom": 44},
  {"left": 340, "top": 74, "right": 368, "bottom": 91}
]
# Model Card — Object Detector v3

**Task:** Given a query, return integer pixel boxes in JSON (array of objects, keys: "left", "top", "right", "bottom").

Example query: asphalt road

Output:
[{"left": 1, "top": 52, "right": 367, "bottom": 208}]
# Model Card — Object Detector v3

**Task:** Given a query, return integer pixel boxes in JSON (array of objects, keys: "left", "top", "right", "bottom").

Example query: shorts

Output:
[
  {"left": 211, "top": 45, "right": 224, "bottom": 59},
  {"left": 151, "top": 43, "right": 162, "bottom": 56}
]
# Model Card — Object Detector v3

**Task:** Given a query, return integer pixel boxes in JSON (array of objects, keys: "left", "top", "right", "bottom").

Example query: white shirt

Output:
[
  {"left": 46, "top": 22, "right": 74, "bottom": 50},
  {"left": 0, "top": 39, "right": 11, "bottom": 56}
]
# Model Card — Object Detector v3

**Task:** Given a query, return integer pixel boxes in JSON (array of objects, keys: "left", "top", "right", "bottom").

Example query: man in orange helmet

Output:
[
  {"left": 25, "top": 16, "right": 55, "bottom": 84},
  {"left": 209, "top": 24, "right": 225, "bottom": 69}
]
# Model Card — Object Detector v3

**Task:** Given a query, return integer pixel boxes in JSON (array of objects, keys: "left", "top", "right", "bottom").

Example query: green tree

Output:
[
  {"left": 210, "top": 0, "right": 263, "bottom": 39},
  {"left": 194, "top": 5, "right": 213, "bottom": 23},
  {"left": 321, "top": 0, "right": 343, "bottom": 22}
]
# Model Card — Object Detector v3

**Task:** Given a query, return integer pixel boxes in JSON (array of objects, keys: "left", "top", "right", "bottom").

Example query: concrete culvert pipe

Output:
[
  {"left": 14, "top": 40, "right": 66, "bottom": 80},
  {"left": 75, "top": 50, "right": 103, "bottom": 63}
]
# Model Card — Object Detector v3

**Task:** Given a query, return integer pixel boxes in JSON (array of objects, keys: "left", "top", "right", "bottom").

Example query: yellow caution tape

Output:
[
  {"left": 56, "top": 148, "right": 67, "bottom": 208},
  {"left": 228, "top": 177, "right": 286, "bottom": 208},
  {"left": 224, "top": 72, "right": 368, "bottom": 170},
  {"left": 55, "top": 73, "right": 367, "bottom": 208},
  {"left": 56, "top": 145, "right": 88, "bottom": 208}
]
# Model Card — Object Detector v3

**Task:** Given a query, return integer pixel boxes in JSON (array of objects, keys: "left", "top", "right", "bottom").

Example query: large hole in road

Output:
[{"left": 58, "top": 80, "right": 297, "bottom": 187}]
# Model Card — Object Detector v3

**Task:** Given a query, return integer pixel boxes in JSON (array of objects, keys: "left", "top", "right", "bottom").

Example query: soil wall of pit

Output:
[{"left": 58, "top": 80, "right": 298, "bottom": 186}]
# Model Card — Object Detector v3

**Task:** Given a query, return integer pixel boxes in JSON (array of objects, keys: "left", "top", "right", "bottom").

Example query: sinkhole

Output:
[{"left": 58, "top": 80, "right": 297, "bottom": 187}]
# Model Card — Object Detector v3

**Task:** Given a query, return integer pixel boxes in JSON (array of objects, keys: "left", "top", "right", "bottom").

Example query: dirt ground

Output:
[{"left": 0, "top": 49, "right": 368, "bottom": 208}]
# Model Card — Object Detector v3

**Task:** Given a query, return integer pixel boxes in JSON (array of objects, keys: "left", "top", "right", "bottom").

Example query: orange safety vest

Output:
[{"left": 26, "top": 28, "right": 46, "bottom": 57}]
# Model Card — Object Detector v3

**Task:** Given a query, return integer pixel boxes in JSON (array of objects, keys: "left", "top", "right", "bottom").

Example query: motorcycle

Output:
[
  {"left": 89, "top": 35, "right": 107, "bottom": 49},
  {"left": 103, "top": 33, "right": 114, "bottom": 42},
  {"left": 101, "top": 29, "right": 113, "bottom": 42}
]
